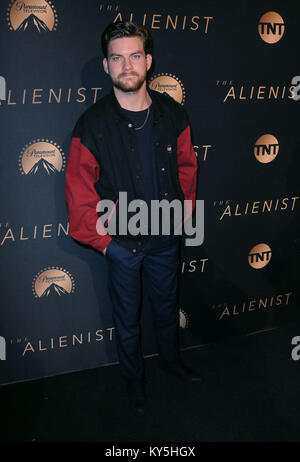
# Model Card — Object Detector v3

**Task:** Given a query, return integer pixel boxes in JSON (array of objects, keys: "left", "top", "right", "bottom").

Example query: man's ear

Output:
[
  {"left": 103, "top": 57, "right": 108, "bottom": 74},
  {"left": 146, "top": 54, "right": 152, "bottom": 71}
]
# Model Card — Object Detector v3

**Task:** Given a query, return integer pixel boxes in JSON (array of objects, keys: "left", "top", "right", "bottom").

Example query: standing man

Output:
[{"left": 65, "top": 22, "right": 200, "bottom": 416}]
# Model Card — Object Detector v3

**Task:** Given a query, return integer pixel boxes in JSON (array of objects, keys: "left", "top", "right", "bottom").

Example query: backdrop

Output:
[{"left": 0, "top": 0, "right": 299, "bottom": 386}]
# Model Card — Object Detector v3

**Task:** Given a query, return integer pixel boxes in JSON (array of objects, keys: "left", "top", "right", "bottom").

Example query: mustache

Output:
[{"left": 119, "top": 72, "right": 139, "bottom": 78}]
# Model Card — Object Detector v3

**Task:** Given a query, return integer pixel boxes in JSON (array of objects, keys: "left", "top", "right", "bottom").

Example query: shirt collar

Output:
[{"left": 109, "top": 87, "right": 163, "bottom": 125}]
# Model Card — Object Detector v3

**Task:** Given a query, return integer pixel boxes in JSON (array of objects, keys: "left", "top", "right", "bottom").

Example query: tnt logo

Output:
[
  {"left": 254, "top": 134, "right": 279, "bottom": 164},
  {"left": 258, "top": 11, "right": 285, "bottom": 44},
  {"left": 248, "top": 243, "right": 272, "bottom": 269},
  {"left": 0, "top": 336, "right": 6, "bottom": 360},
  {"left": 0, "top": 76, "right": 6, "bottom": 100}
]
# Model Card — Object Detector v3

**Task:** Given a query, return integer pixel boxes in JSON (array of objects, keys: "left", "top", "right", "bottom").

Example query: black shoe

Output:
[
  {"left": 160, "top": 361, "right": 202, "bottom": 383},
  {"left": 126, "top": 380, "right": 146, "bottom": 416}
]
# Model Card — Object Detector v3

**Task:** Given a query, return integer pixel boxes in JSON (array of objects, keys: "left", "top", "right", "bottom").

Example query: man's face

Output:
[{"left": 103, "top": 36, "right": 152, "bottom": 93}]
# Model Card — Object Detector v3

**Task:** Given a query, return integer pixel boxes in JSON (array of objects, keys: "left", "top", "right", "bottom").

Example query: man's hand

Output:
[{"left": 102, "top": 247, "right": 107, "bottom": 255}]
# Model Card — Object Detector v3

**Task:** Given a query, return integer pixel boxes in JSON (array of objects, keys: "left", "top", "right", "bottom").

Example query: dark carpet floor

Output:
[{"left": 1, "top": 320, "right": 300, "bottom": 443}]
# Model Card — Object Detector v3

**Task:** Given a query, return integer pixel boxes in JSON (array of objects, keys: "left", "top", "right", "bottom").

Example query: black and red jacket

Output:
[{"left": 65, "top": 88, "right": 198, "bottom": 254}]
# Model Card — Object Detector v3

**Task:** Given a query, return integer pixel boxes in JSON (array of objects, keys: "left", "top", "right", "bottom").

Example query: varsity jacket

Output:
[{"left": 65, "top": 88, "right": 198, "bottom": 254}]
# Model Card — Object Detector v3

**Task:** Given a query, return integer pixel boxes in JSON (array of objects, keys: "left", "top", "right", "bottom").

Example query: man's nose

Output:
[{"left": 123, "top": 57, "right": 133, "bottom": 70}]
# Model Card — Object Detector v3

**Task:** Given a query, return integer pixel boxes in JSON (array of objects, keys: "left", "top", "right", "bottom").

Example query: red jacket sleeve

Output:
[
  {"left": 177, "top": 124, "right": 198, "bottom": 220},
  {"left": 65, "top": 137, "right": 112, "bottom": 253}
]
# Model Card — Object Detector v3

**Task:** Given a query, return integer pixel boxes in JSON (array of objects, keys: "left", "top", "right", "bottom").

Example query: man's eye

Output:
[
  {"left": 132, "top": 54, "right": 140, "bottom": 59},
  {"left": 112, "top": 56, "right": 120, "bottom": 61}
]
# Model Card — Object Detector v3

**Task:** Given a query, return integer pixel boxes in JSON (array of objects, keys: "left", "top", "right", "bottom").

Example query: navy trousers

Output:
[{"left": 106, "top": 236, "right": 181, "bottom": 381}]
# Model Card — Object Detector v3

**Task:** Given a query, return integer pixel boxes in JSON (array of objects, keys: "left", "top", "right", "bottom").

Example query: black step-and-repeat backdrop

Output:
[{"left": 1, "top": 0, "right": 299, "bottom": 385}]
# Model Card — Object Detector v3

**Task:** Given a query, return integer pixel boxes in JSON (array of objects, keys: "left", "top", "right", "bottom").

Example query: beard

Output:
[{"left": 111, "top": 70, "right": 147, "bottom": 93}]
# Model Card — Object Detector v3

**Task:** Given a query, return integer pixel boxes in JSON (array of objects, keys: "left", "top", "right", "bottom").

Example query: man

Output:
[{"left": 65, "top": 22, "right": 200, "bottom": 416}]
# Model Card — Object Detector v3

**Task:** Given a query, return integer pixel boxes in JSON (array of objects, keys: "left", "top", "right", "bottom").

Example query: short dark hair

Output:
[{"left": 101, "top": 21, "right": 153, "bottom": 58}]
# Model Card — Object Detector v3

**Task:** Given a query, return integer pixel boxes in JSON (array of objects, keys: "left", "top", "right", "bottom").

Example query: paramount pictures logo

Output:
[
  {"left": 149, "top": 73, "right": 186, "bottom": 105},
  {"left": 18, "top": 139, "right": 66, "bottom": 175},
  {"left": 7, "top": 0, "right": 58, "bottom": 32},
  {"left": 32, "top": 267, "right": 75, "bottom": 298}
]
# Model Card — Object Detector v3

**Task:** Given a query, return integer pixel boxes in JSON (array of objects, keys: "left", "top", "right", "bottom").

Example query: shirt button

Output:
[
  {"left": 161, "top": 167, "right": 165, "bottom": 172},
  {"left": 136, "top": 175, "right": 140, "bottom": 179},
  {"left": 164, "top": 192, "right": 168, "bottom": 196},
  {"left": 138, "top": 241, "right": 142, "bottom": 246},
  {"left": 128, "top": 123, "right": 133, "bottom": 128},
  {"left": 132, "top": 248, "right": 137, "bottom": 253}
]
